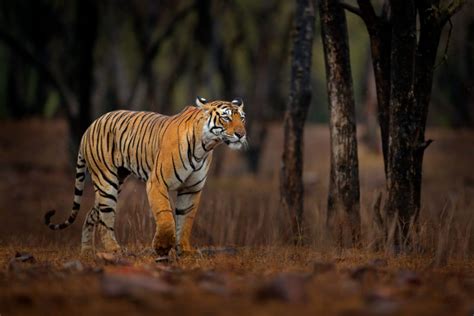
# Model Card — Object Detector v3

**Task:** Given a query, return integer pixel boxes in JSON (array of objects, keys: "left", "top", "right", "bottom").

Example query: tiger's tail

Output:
[{"left": 44, "top": 152, "right": 87, "bottom": 230}]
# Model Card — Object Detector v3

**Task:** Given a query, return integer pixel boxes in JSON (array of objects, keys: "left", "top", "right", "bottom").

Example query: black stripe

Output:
[
  {"left": 195, "top": 155, "right": 208, "bottom": 171},
  {"left": 160, "top": 164, "right": 169, "bottom": 190},
  {"left": 87, "top": 144, "right": 119, "bottom": 190},
  {"left": 69, "top": 212, "right": 78, "bottom": 220},
  {"left": 95, "top": 185, "right": 118, "bottom": 202},
  {"left": 98, "top": 220, "right": 114, "bottom": 231},
  {"left": 186, "top": 135, "right": 196, "bottom": 170},
  {"left": 202, "top": 140, "right": 210, "bottom": 152},
  {"left": 177, "top": 119, "right": 189, "bottom": 171},
  {"left": 133, "top": 115, "right": 146, "bottom": 178},
  {"left": 175, "top": 204, "right": 194, "bottom": 216},
  {"left": 125, "top": 114, "right": 142, "bottom": 167},
  {"left": 99, "top": 207, "right": 115, "bottom": 213},
  {"left": 57, "top": 223, "right": 68, "bottom": 229},
  {"left": 191, "top": 125, "right": 204, "bottom": 162},
  {"left": 159, "top": 119, "right": 173, "bottom": 140},
  {"left": 138, "top": 113, "right": 155, "bottom": 176},
  {"left": 186, "top": 176, "right": 206, "bottom": 189},
  {"left": 95, "top": 124, "right": 119, "bottom": 179},
  {"left": 159, "top": 190, "right": 169, "bottom": 200},
  {"left": 172, "top": 157, "right": 183, "bottom": 183},
  {"left": 177, "top": 189, "right": 201, "bottom": 197},
  {"left": 97, "top": 169, "right": 119, "bottom": 191},
  {"left": 191, "top": 129, "right": 200, "bottom": 161},
  {"left": 111, "top": 139, "right": 116, "bottom": 167},
  {"left": 76, "top": 172, "right": 85, "bottom": 180},
  {"left": 72, "top": 202, "right": 80, "bottom": 210},
  {"left": 74, "top": 187, "right": 83, "bottom": 195}
]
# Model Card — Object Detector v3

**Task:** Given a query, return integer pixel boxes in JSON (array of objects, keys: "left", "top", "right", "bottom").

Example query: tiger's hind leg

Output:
[
  {"left": 81, "top": 206, "right": 99, "bottom": 254},
  {"left": 92, "top": 178, "right": 121, "bottom": 253}
]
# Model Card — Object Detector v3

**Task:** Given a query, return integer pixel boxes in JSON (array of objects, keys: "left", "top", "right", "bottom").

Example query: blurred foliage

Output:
[{"left": 0, "top": 0, "right": 472, "bottom": 126}]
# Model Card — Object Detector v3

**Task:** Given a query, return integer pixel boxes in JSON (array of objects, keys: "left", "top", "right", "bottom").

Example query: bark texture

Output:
[
  {"left": 386, "top": 0, "right": 418, "bottom": 241},
  {"left": 319, "top": 0, "right": 360, "bottom": 245},
  {"left": 280, "top": 0, "right": 315, "bottom": 243}
]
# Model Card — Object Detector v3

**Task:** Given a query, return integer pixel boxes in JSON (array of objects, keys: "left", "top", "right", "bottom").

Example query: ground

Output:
[
  {"left": 0, "top": 119, "right": 473, "bottom": 315},
  {"left": 1, "top": 246, "right": 473, "bottom": 315}
]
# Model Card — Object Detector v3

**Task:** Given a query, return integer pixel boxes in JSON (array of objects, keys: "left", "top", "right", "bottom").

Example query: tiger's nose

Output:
[{"left": 235, "top": 131, "right": 245, "bottom": 139}]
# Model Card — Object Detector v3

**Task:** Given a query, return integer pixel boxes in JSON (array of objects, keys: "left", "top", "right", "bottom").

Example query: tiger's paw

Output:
[
  {"left": 102, "top": 239, "right": 121, "bottom": 253},
  {"left": 176, "top": 243, "right": 197, "bottom": 257},
  {"left": 153, "top": 229, "right": 176, "bottom": 257},
  {"left": 80, "top": 245, "right": 94, "bottom": 256}
]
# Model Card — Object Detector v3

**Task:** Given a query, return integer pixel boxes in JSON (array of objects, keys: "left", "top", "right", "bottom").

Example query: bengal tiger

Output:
[{"left": 44, "top": 97, "right": 247, "bottom": 255}]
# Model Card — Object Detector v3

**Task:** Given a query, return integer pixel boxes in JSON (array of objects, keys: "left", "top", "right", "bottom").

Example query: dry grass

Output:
[{"left": 0, "top": 118, "right": 473, "bottom": 315}]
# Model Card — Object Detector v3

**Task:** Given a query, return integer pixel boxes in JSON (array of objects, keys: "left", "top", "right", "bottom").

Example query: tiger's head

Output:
[{"left": 196, "top": 96, "right": 247, "bottom": 150}]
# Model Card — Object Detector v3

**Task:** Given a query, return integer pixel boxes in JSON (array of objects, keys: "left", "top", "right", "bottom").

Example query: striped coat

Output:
[{"left": 45, "top": 97, "right": 247, "bottom": 255}]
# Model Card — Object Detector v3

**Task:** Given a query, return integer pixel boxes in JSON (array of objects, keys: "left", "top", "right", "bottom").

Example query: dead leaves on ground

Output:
[{"left": 2, "top": 250, "right": 473, "bottom": 315}]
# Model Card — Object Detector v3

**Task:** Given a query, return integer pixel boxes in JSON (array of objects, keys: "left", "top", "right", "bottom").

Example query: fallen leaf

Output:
[
  {"left": 396, "top": 270, "right": 421, "bottom": 286},
  {"left": 96, "top": 252, "right": 131, "bottom": 266},
  {"left": 101, "top": 269, "right": 174, "bottom": 298},
  {"left": 14, "top": 252, "right": 36, "bottom": 263},
  {"left": 256, "top": 273, "right": 310, "bottom": 304},
  {"left": 313, "top": 261, "right": 335, "bottom": 274},
  {"left": 350, "top": 266, "right": 377, "bottom": 282},
  {"left": 63, "top": 260, "right": 84, "bottom": 272}
]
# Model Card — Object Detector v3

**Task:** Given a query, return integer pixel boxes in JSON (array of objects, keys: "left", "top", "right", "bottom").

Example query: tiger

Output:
[{"left": 44, "top": 97, "right": 247, "bottom": 256}]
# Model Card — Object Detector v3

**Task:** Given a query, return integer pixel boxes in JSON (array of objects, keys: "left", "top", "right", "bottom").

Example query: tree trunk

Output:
[
  {"left": 357, "top": 0, "right": 391, "bottom": 176},
  {"left": 280, "top": 0, "right": 315, "bottom": 243},
  {"left": 412, "top": 0, "right": 443, "bottom": 221},
  {"left": 343, "top": 0, "right": 466, "bottom": 250},
  {"left": 319, "top": 0, "right": 360, "bottom": 246},
  {"left": 385, "top": 0, "right": 417, "bottom": 245}
]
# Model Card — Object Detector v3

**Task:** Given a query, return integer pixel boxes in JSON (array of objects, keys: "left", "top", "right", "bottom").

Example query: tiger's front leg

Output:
[
  {"left": 175, "top": 190, "right": 203, "bottom": 255},
  {"left": 175, "top": 167, "right": 209, "bottom": 255},
  {"left": 146, "top": 179, "right": 175, "bottom": 256}
]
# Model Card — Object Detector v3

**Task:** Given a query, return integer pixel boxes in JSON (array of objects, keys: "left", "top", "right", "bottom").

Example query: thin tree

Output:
[
  {"left": 280, "top": 0, "right": 315, "bottom": 243},
  {"left": 319, "top": 0, "right": 360, "bottom": 246}
]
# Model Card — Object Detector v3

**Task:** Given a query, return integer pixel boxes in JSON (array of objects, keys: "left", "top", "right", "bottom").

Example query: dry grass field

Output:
[{"left": 0, "top": 119, "right": 473, "bottom": 315}]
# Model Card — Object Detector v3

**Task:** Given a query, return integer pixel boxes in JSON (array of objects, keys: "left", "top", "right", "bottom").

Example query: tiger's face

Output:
[{"left": 196, "top": 97, "right": 247, "bottom": 150}]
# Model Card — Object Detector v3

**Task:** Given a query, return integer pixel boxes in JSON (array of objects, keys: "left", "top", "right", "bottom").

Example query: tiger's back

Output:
[{"left": 81, "top": 110, "right": 166, "bottom": 183}]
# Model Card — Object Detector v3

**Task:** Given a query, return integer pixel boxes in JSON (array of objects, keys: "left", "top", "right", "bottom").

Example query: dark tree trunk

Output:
[
  {"left": 319, "top": 0, "right": 360, "bottom": 245},
  {"left": 357, "top": 0, "right": 391, "bottom": 176},
  {"left": 280, "top": 0, "right": 315, "bottom": 243},
  {"left": 385, "top": 0, "right": 418, "bottom": 244},
  {"left": 342, "top": 0, "right": 466, "bottom": 250},
  {"left": 412, "top": 0, "right": 443, "bottom": 221}
]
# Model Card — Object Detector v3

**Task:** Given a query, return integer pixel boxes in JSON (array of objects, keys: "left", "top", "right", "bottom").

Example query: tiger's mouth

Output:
[{"left": 224, "top": 138, "right": 248, "bottom": 150}]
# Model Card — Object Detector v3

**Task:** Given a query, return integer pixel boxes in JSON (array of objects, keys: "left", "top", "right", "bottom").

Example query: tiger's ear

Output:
[
  {"left": 231, "top": 98, "right": 244, "bottom": 108},
  {"left": 195, "top": 96, "right": 208, "bottom": 108}
]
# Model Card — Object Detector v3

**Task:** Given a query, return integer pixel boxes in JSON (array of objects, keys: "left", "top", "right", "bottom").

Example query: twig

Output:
[
  {"left": 339, "top": 1, "right": 362, "bottom": 18},
  {"left": 440, "top": 0, "right": 467, "bottom": 26},
  {"left": 357, "top": 0, "right": 380, "bottom": 31},
  {"left": 434, "top": 18, "right": 452, "bottom": 69},
  {"left": 417, "top": 139, "right": 434, "bottom": 151}
]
